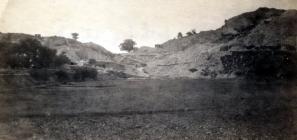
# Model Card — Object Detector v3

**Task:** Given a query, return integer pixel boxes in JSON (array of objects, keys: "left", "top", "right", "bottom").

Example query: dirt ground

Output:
[{"left": 0, "top": 79, "right": 296, "bottom": 139}]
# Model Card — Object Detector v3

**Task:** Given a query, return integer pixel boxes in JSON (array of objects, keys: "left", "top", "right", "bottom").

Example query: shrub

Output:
[
  {"left": 54, "top": 70, "right": 70, "bottom": 82},
  {"left": 88, "top": 59, "right": 97, "bottom": 65},
  {"left": 201, "top": 67, "right": 217, "bottom": 79},
  {"left": 186, "top": 32, "right": 194, "bottom": 36},
  {"left": 5, "top": 39, "right": 57, "bottom": 68},
  {"left": 73, "top": 67, "right": 98, "bottom": 81},
  {"left": 0, "top": 41, "right": 12, "bottom": 68},
  {"left": 29, "top": 69, "right": 51, "bottom": 81},
  {"left": 0, "top": 38, "right": 71, "bottom": 69},
  {"left": 189, "top": 68, "right": 198, "bottom": 73},
  {"left": 52, "top": 53, "right": 71, "bottom": 67}
]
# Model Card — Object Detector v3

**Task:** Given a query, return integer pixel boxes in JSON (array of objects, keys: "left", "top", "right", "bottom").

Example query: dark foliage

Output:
[
  {"left": 88, "top": 59, "right": 97, "bottom": 65},
  {"left": 71, "top": 33, "right": 79, "bottom": 40},
  {"left": 73, "top": 67, "right": 98, "bottom": 81},
  {"left": 177, "top": 32, "right": 183, "bottom": 38},
  {"left": 29, "top": 67, "right": 98, "bottom": 82},
  {"left": 52, "top": 53, "right": 71, "bottom": 67},
  {"left": 200, "top": 67, "right": 217, "bottom": 79},
  {"left": 29, "top": 69, "right": 52, "bottom": 81},
  {"left": 221, "top": 51, "right": 297, "bottom": 79},
  {"left": 0, "top": 38, "right": 71, "bottom": 69},
  {"left": 119, "top": 39, "right": 136, "bottom": 52},
  {"left": 186, "top": 32, "right": 194, "bottom": 36},
  {"left": 54, "top": 69, "right": 70, "bottom": 82},
  {"left": 189, "top": 68, "right": 198, "bottom": 73}
]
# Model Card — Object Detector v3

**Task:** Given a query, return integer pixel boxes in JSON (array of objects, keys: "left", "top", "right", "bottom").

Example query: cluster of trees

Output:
[
  {"left": 177, "top": 29, "right": 197, "bottom": 39},
  {"left": 0, "top": 38, "right": 71, "bottom": 69}
]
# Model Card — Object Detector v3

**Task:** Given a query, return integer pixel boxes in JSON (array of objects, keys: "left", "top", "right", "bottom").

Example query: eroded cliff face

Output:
[{"left": 129, "top": 8, "right": 297, "bottom": 79}]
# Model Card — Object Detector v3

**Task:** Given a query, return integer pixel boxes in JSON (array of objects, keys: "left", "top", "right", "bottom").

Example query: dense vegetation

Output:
[
  {"left": 0, "top": 38, "right": 98, "bottom": 82},
  {"left": 29, "top": 67, "right": 98, "bottom": 82},
  {"left": 0, "top": 38, "right": 71, "bottom": 69}
]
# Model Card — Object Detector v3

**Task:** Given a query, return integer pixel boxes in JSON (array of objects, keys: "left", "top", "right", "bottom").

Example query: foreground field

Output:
[{"left": 0, "top": 79, "right": 296, "bottom": 139}]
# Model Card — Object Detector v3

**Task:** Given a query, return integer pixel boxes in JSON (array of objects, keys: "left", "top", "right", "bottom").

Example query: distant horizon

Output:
[{"left": 0, "top": 0, "right": 297, "bottom": 53}]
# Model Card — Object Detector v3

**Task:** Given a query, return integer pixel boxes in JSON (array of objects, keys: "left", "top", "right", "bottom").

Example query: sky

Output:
[{"left": 0, "top": 0, "right": 296, "bottom": 53}]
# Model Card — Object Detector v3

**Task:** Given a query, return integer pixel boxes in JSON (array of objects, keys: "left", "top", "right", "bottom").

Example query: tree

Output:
[
  {"left": 177, "top": 32, "right": 183, "bottom": 38},
  {"left": 5, "top": 38, "right": 57, "bottom": 68},
  {"left": 119, "top": 39, "right": 136, "bottom": 52},
  {"left": 52, "top": 52, "right": 71, "bottom": 67},
  {"left": 1, "top": 38, "right": 71, "bottom": 69},
  {"left": 186, "top": 32, "right": 194, "bottom": 36},
  {"left": 71, "top": 33, "right": 79, "bottom": 40}
]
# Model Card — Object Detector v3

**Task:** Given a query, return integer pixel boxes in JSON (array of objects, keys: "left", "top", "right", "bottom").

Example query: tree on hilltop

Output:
[
  {"left": 119, "top": 39, "right": 136, "bottom": 52},
  {"left": 192, "top": 29, "right": 197, "bottom": 34},
  {"left": 186, "top": 32, "right": 194, "bottom": 36},
  {"left": 177, "top": 32, "right": 183, "bottom": 38},
  {"left": 71, "top": 33, "right": 79, "bottom": 40}
]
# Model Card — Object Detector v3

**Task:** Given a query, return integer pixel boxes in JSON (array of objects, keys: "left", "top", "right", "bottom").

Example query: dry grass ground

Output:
[{"left": 0, "top": 79, "right": 296, "bottom": 139}]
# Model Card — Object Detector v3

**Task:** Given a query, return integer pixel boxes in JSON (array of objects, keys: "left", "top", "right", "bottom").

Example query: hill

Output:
[
  {"left": 123, "top": 7, "right": 297, "bottom": 79},
  {"left": 0, "top": 33, "right": 115, "bottom": 64},
  {"left": 41, "top": 36, "right": 115, "bottom": 64},
  {"left": 0, "top": 33, "right": 145, "bottom": 78},
  {"left": 1, "top": 7, "right": 297, "bottom": 79}
]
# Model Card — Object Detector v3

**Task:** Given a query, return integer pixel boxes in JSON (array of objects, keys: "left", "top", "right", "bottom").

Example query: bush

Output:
[
  {"left": 88, "top": 59, "right": 97, "bottom": 65},
  {"left": 73, "top": 67, "right": 98, "bottom": 81},
  {"left": 201, "top": 67, "right": 217, "bottom": 79},
  {"left": 0, "top": 38, "right": 71, "bottom": 69},
  {"left": 29, "top": 69, "right": 51, "bottom": 81},
  {"left": 0, "top": 41, "right": 12, "bottom": 68},
  {"left": 52, "top": 53, "right": 71, "bottom": 67},
  {"left": 54, "top": 70, "right": 70, "bottom": 82},
  {"left": 189, "top": 68, "right": 198, "bottom": 73},
  {"left": 6, "top": 39, "right": 57, "bottom": 68},
  {"left": 186, "top": 32, "right": 194, "bottom": 36}
]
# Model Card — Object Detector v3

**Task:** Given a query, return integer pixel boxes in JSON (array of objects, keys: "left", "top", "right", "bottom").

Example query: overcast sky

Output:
[{"left": 0, "top": 0, "right": 296, "bottom": 52}]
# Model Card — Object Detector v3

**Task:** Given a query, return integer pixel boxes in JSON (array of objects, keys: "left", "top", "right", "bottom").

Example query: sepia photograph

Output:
[{"left": 0, "top": 0, "right": 297, "bottom": 139}]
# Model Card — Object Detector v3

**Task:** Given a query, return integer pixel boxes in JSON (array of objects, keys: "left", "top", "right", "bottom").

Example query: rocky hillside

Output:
[
  {"left": 123, "top": 7, "right": 297, "bottom": 79},
  {"left": 0, "top": 33, "right": 146, "bottom": 77},
  {"left": 0, "top": 8, "right": 296, "bottom": 79},
  {"left": 0, "top": 33, "right": 115, "bottom": 64},
  {"left": 42, "top": 36, "right": 114, "bottom": 64}
]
